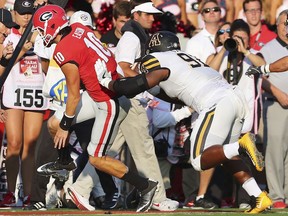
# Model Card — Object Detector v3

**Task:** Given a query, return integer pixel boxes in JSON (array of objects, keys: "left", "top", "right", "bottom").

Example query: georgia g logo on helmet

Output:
[{"left": 39, "top": 11, "right": 53, "bottom": 22}]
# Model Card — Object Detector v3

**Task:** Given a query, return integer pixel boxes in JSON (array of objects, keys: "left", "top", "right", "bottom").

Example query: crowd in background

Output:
[{"left": 0, "top": 0, "right": 287, "bottom": 213}]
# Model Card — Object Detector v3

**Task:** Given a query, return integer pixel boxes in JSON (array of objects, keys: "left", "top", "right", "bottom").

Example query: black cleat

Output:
[
  {"left": 136, "top": 179, "right": 158, "bottom": 212},
  {"left": 101, "top": 190, "right": 122, "bottom": 210},
  {"left": 125, "top": 187, "right": 140, "bottom": 209},
  {"left": 37, "top": 160, "right": 76, "bottom": 181},
  {"left": 192, "top": 197, "right": 218, "bottom": 209},
  {"left": 23, "top": 202, "right": 47, "bottom": 211}
]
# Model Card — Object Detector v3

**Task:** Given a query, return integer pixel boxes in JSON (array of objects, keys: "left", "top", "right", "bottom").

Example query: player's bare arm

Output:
[
  {"left": 54, "top": 63, "right": 80, "bottom": 149},
  {"left": 95, "top": 59, "right": 168, "bottom": 97}
]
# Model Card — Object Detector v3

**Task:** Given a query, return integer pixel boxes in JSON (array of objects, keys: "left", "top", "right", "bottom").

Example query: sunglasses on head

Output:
[
  {"left": 202, "top": 7, "right": 221, "bottom": 14},
  {"left": 218, "top": 29, "right": 230, "bottom": 35}
]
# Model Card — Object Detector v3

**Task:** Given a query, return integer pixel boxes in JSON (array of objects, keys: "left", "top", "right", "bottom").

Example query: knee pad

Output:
[{"left": 191, "top": 155, "right": 203, "bottom": 171}]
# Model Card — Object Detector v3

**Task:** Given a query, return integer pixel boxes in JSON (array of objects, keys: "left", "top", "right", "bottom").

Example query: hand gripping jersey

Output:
[
  {"left": 53, "top": 23, "right": 118, "bottom": 102},
  {"left": 140, "top": 50, "right": 234, "bottom": 113}
]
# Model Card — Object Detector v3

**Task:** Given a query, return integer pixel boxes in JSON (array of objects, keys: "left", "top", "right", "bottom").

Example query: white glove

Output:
[{"left": 94, "top": 59, "right": 112, "bottom": 88}]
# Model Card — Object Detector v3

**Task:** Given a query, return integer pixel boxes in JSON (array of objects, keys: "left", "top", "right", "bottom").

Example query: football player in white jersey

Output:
[{"left": 96, "top": 31, "right": 273, "bottom": 214}]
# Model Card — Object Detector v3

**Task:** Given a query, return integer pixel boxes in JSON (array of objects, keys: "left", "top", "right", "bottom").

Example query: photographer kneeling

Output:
[{"left": 205, "top": 19, "right": 266, "bottom": 209}]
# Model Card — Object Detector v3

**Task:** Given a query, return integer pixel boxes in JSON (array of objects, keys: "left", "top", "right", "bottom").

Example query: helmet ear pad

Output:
[
  {"left": 33, "top": 4, "right": 69, "bottom": 46},
  {"left": 146, "top": 31, "right": 180, "bottom": 54}
]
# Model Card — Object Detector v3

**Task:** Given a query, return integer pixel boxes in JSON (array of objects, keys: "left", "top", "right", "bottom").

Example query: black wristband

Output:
[
  {"left": 0, "top": 56, "right": 9, "bottom": 67},
  {"left": 59, "top": 113, "right": 75, "bottom": 131}
]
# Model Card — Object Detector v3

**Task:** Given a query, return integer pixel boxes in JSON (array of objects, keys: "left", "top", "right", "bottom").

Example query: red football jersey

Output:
[{"left": 53, "top": 23, "right": 118, "bottom": 102}]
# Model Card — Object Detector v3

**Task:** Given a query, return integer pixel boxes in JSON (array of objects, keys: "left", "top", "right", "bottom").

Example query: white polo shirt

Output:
[
  {"left": 260, "top": 38, "right": 288, "bottom": 94},
  {"left": 185, "top": 28, "right": 216, "bottom": 62},
  {"left": 115, "top": 31, "right": 141, "bottom": 76}
]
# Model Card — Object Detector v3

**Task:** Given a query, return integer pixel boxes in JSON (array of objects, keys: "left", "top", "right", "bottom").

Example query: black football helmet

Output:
[{"left": 146, "top": 31, "right": 180, "bottom": 54}]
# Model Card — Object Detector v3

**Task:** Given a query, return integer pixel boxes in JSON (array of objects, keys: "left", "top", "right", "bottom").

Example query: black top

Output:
[{"left": 100, "top": 28, "right": 119, "bottom": 49}]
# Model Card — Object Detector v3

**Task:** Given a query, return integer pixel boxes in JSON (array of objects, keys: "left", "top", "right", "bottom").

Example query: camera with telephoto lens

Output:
[
  {"left": 224, "top": 36, "right": 244, "bottom": 53},
  {"left": 224, "top": 38, "right": 237, "bottom": 52}
]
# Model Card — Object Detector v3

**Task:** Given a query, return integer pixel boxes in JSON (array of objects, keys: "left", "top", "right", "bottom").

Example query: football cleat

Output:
[
  {"left": 125, "top": 187, "right": 139, "bottom": 209},
  {"left": 23, "top": 201, "right": 47, "bottom": 211},
  {"left": 37, "top": 160, "right": 75, "bottom": 181},
  {"left": 67, "top": 187, "right": 95, "bottom": 211},
  {"left": 136, "top": 179, "right": 158, "bottom": 212},
  {"left": 238, "top": 133, "right": 264, "bottom": 171},
  {"left": 245, "top": 191, "right": 272, "bottom": 214},
  {"left": 192, "top": 197, "right": 217, "bottom": 209},
  {"left": 101, "top": 189, "right": 122, "bottom": 210}
]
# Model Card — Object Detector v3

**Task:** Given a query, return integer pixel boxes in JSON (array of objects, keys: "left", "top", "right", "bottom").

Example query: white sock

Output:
[
  {"left": 196, "top": 194, "right": 204, "bottom": 201},
  {"left": 223, "top": 142, "right": 239, "bottom": 159},
  {"left": 242, "top": 177, "right": 262, "bottom": 197}
]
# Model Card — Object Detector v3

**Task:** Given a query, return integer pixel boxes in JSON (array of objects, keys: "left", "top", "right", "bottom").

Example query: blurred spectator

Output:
[
  {"left": 185, "top": 0, "right": 221, "bottom": 62},
  {"left": 197, "top": 0, "right": 234, "bottom": 29},
  {"left": 260, "top": 9, "right": 288, "bottom": 209},
  {"left": 70, "top": 0, "right": 93, "bottom": 17},
  {"left": 185, "top": 0, "right": 200, "bottom": 28},
  {"left": 206, "top": 21, "right": 231, "bottom": 63},
  {"left": 0, "top": 30, "right": 16, "bottom": 125},
  {"left": 4, "top": 0, "right": 15, "bottom": 11},
  {"left": 91, "top": 0, "right": 115, "bottom": 19},
  {"left": 65, "top": 7, "right": 76, "bottom": 20},
  {"left": 275, "top": 0, "right": 288, "bottom": 25},
  {"left": 234, "top": 0, "right": 244, "bottom": 20},
  {"left": 262, "top": 0, "right": 283, "bottom": 27},
  {"left": 100, "top": 0, "right": 130, "bottom": 53},
  {"left": 222, "top": 0, "right": 234, "bottom": 23},
  {"left": 243, "top": 0, "right": 277, "bottom": 51},
  {"left": 94, "top": 2, "right": 113, "bottom": 36},
  {"left": 153, "top": 0, "right": 188, "bottom": 25}
]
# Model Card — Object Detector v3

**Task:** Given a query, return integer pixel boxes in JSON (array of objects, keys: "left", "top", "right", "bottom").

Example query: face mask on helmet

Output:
[
  {"left": 33, "top": 5, "right": 69, "bottom": 46},
  {"left": 146, "top": 31, "right": 181, "bottom": 54}
]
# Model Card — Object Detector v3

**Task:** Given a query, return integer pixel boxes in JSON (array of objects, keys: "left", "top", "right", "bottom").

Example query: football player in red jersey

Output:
[{"left": 32, "top": 5, "right": 158, "bottom": 212}]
